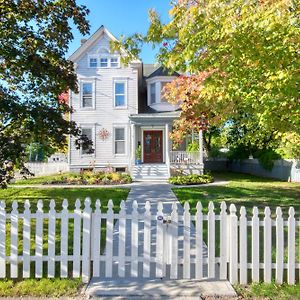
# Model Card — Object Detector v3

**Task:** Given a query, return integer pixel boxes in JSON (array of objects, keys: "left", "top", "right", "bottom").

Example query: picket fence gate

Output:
[{"left": 0, "top": 198, "right": 299, "bottom": 285}]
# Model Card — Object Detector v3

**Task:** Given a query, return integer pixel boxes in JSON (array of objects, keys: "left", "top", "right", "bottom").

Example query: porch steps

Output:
[{"left": 131, "top": 164, "right": 169, "bottom": 181}]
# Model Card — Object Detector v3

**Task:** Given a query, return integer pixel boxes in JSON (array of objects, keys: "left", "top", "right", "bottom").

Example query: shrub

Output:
[{"left": 169, "top": 174, "right": 214, "bottom": 185}]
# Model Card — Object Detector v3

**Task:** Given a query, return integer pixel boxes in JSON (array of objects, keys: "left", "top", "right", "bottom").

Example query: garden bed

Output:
[
  {"left": 15, "top": 171, "right": 132, "bottom": 186},
  {"left": 169, "top": 173, "right": 214, "bottom": 185}
]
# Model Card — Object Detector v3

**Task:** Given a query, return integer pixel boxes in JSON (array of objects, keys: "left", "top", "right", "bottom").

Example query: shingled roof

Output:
[{"left": 143, "top": 64, "right": 180, "bottom": 78}]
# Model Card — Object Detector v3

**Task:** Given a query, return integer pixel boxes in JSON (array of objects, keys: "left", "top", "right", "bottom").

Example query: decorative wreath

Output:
[{"left": 98, "top": 128, "right": 110, "bottom": 141}]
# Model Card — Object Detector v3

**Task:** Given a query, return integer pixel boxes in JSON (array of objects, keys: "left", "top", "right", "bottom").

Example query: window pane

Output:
[
  {"left": 100, "top": 58, "right": 108, "bottom": 67},
  {"left": 83, "top": 83, "right": 92, "bottom": 94},
  {"left": 115, "top": 128, "right": 125, "bottom": 140},
  {"left": 89, "top": 58, "right": 97, "bottom": 68},
  {"left": 115, "top": 141, "right": 125, "bottom": 154},
  {"left": 111, "top": 58, "right": 119, "bottom": 67},
  {"left": 82, "top": 96, "right": 92, "bottom": 108},
  {"left": 161, "top": 82, "right": 168, "bottom": 102},
  {"left": 115, "top": 82, "right": 125, "bottom": 94},
  {"left": 115, "top": 95, "right": 125, "bottom": 106},
  {"left": 81, "top": 128, "right": 93, "bottom": 154},
  {"left": 150, "top": 83, "right": 156, "bottom": 104}
]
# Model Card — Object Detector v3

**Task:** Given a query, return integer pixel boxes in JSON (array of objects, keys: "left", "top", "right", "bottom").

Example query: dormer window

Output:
[
  {"left": 150, "top": 83, "right": 156, "bottom": 104},
  {"left": 100, "top": 58, "right": 108, "bottom": 68}
]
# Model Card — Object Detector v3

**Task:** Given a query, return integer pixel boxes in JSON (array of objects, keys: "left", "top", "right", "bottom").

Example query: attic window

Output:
[
  {"left": 89, "top": 57, "right": 97, "bottom": 68},
  {"left": 100, "top": 58, "right": 108, "bottom": 68},
  {"left": 150, "top": 83, "right": 156, "bottom": 104},
  {"left": 111, "top": 57, "right": 119, "bottom": 68}
]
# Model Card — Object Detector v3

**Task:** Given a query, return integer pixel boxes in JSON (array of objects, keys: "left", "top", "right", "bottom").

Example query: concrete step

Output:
[{"left": 131, "top": 164, "right": 169, "bottom": 181}]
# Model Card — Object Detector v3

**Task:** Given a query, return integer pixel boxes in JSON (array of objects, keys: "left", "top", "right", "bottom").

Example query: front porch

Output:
[{"left": 129, "top": 112, "right": 204, "bottom": 180}]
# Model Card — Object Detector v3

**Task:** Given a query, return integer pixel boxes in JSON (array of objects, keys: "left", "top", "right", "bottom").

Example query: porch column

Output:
[
  {"left": 199, "top": 130, "right": 204, "bottom": 174},
  {"left": 130, "top": 123, "right": 136, "bottom": 167},
  {"left": 165, "top": 124, "right": 170, "bottom": 173}
]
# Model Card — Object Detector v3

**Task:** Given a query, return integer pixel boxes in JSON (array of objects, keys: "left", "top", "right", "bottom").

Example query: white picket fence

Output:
[{"left": 0, "top": 199, "right": 299, "bottom": 285}]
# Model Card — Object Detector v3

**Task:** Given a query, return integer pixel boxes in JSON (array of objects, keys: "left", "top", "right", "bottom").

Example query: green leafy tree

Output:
[
  {"left": 0, "top": 0, "right": 92, "bottom": 187},
  {"left": 113, "top": 0, "right": 300, "bottom": 151}
]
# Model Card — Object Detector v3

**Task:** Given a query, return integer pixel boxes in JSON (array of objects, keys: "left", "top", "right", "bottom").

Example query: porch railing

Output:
[{"left": 170, "top": 151, "right": 200, "bottom": 164}]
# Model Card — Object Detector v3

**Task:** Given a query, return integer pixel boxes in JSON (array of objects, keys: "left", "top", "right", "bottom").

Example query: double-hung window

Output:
[
  {"left": 114, "top": 81, "right": 126, "bottom": 107},
  {"left": 82, "top": 83, "right": 93, "bottom": 108},
  {"left": 110, "top": 57, "right": 119, "bottom": 68},
  {"left": 150, "top": 83, "right": 156, "bottom": 104},
  {"left": 89, "top": 57, "right": 98, "bottom": 68},
  {"left": 81, "top": 127, "right": 94, "bottom": 155},
  {"left": 100, "top": 58, "right": 108, "bottom": 68},
  {"left": 114, "top": 127, "right": 125, "bottom": 155}
]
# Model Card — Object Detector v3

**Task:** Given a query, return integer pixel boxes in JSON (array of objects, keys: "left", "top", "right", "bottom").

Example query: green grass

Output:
[
  {"left": 13, "top": 173, "right": 72, "bottom": 185},
  {"left": 1, "top": 187, "right": 130, "bottom": 212},
  {"left": 235, "top": 282, "right": 300, "bottom": 299},
  {"left": 0, "top": 278, "right": 82, "bottom": 297},
  {"left": 173, "top": 171, "right": 300, "bottom": 216}
]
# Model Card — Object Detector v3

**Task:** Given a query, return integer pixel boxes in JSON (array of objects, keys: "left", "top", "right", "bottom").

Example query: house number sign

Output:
[{"left": 98, "top": 128, "right": 110, "bottom": 141}]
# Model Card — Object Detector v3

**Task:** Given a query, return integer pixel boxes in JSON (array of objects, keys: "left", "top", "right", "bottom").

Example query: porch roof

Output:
[{"left": 129, "top": 111, "right": 180, "bottom": 125}]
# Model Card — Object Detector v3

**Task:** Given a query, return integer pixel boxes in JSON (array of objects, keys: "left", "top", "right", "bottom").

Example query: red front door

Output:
[{"left": 143, "top": 130, "right": 163, "bottom": 163}]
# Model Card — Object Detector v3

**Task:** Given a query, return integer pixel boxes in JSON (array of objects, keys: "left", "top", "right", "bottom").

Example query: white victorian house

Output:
[{"left": 68, "top": 26, "right": 203, "bottom": 180}]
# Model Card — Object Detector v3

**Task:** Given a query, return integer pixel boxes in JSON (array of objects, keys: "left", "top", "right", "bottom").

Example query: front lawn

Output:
[{"left": 173, "top": 171, "right": 300, "bottom": 215}]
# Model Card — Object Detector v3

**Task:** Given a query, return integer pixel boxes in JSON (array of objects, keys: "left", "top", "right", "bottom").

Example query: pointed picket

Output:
[
  {"left": 48, "top": 200, "right": 56, "bottom": 277},
  {"left": 220, "top": 201, "right": 227, "bottom": 280},
  {"left": 287, "top": 207, "right": 295, "bottom": 284},
  {"left": 105, "top": 199, "right": 114, "bottom": 278},
  {"left": 239, "top": 206, "right": 248, "bottom": 284},
  {"left": 131, "top": 200, "right": 139, "bottom": 277},
  {"left": 10, "top": 201, "right": 19, "bottom": 278},
  {"left": 263, "top": 207, "right": 272, "bottom": 283},
  {"left": 60, "top": 199, "right": 68, "bottom": 277},
  {"left": 143, "top": 201, "right": 151, "bottom": 278},
  {"left": 0, "top": 201, "right": 6, "bottom": 278},
  {"left": 275, "top": 207, "right": 284, "bottom": 284},
  {"left": 156, "top": 201, "right": 164, "bottom": 278},
  {"left": 170, "top": 202, "right": 178, "bottom": 279},
  {"left": 92, "top": 199, "right": 101, "bottom": 277},
  {"left": 118, "top": 200, "right": 126, "bottom": 277},
  {"left": 229, "top": 204, "right": 238, "bottom": 284},
  {"left": 208, "top": 201, "right": 215, "bottom": 278},
  {"left": 195, "top": 201, "right": 203, "bottom": 280},
  {"left": 23, "top": 200, "right": 31, "bottom": 278},
  {"left": 73, "top": 199, "right": 82, "bottom": 277},
  {"left": 183, "top": 202, "right": 191, "bottom": 279},
  {"left": 251, "top": 206, "right": 260, "bottom": 282},
  {"left": 82, "top": 198, "right": 92, "bottom": 283}
]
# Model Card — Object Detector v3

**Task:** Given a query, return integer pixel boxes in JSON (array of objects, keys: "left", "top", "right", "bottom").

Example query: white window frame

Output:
[
  {"left": 150, "top": 82, "right": 156, "bottom": 104},
  {"left": 113, "top": 125, "right": 127, "bottom": 156},
  {"left": 110, "top": 57, "right": 120, "bottom": 68},
  {"left": 80, "top": 125, "right": 96, "bottom": 157},
  {"left": 88, "top": 55, "right": 98, "bottom": 68},
  {"left": 100, "top": 57, "right": 109, "bottom": 68},
  {"left": 80, "top": 80, "right": 96, "bottom": 110},
  {"left": 113, "top": 79, "right": 127, "bottom": 109}
]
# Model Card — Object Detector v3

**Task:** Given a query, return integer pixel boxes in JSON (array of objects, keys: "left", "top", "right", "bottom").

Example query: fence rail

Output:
[
  {"left": 170, "top": 151, "right": 200, "bottom": 164},
  {"left": 0, "top": 199, "right": 299, "bottom": 285}
]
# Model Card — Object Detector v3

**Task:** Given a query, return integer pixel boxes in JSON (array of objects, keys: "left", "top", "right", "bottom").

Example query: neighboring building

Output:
[{"left": 68, "top": 26, "right": 203, "bottom": 180}]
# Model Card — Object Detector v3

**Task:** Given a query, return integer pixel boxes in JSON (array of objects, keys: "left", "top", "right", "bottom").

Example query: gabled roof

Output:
[
  {"left": 69, "top": 25, "right": 141, "bottom": 63},
  {"left": 146, "top": 66, "right": 180, "bottom": 79}
]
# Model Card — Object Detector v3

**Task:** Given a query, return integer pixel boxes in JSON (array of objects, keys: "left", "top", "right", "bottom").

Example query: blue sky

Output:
[{"left": 68, "top": 0, "right": 172, "bottom": 63}]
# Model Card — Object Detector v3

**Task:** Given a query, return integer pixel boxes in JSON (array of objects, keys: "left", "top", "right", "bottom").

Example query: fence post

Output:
[
  {"left": 60, "top": 199, "right": 68, "bottom": 278},
  {"left": 220, "top": 201, "right": 227, "bottom": 280},
  {"left": 73, "top": 199, "right": 82, "bottom": 278},
  {"left": 48, "top": 200, "right": 56, "bottom": 277},
  {"left": 0, "top": 201, "right": 6, "bottom": 278},
  {"left": 170, "top": 202, "right": 178, "bottom": 279},
  {"left": 156, "top": 201, "right": 164, "bottom": 278},
  {"left": 229, "top": 204, "right": 238, "bottom": 284},
  {"left": 105, "top": 199, "right": 114, "bottom": 278},
  {"left": 118, "top": 200, "right": 126, "bottom": 277},
  {"left": 143, "top": 201, "right": 151, "bottom": 278},
  {"left": 239, "top": 206, "right": 247, "bottom": 284},
  {"left": 287, "top": 207, "right": 295, "bottom": 284},
  {"left": 92, "top": 199, "right": 101, "bottom": 277},
  {"left": 131, "top": 200, "right": 139, "bottom": 277},
  {"left": 82, "top": 197, "right": 92, "bottom": 283}
]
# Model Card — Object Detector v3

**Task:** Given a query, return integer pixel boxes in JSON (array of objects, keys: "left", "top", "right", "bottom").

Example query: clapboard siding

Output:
[{"left": 69, "top": 32, "right": 138, "bottom": 170}]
